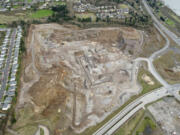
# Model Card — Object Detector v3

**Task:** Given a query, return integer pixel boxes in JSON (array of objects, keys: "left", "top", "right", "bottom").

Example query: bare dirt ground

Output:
[
  {"left": 4, "top": 22, "right": 168, "bottom": 135},
  {"left": 6, "top": 23, "right": 145, "bottom": 135},
  {"left": 139, "top": 27, "right": 166, "bottom": 57},
  {"left": 141, "top": 74, "right": 155, "bottom": 85},
  {"left": 154, "top": 50, "right": 180, "bottom": 84},
  {"left": 148, "top": 97, "right": 180, "bottom": 135}
]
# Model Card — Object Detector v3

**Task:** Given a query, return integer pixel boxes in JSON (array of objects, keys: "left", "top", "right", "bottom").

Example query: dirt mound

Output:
[{"left": 12, "top": 24, "right": 142, "bottom": 135}]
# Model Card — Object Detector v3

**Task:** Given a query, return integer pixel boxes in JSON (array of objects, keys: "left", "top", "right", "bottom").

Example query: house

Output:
[
  {"left": 0, "top": 113, "right": 6, "bottom": 118},
  {"left": 8, "top": 86, "right": 16, "bottom": 91},
  {"left": 7, "top": 91, "right": 15, "bottom": 97},
  {"left": 11, "top": 74, "right": 16, "bottom": 79},
  {"left": 0, "top": 54, "right": 5, "bottom": 57},
  {"left": 11, "top": 71, "right": 17, "bottom": 76},
  {"left": 2, "top": 47, "right": 7, "bottom": 50},
  {"left": 4, "top": 96, "right": 12, "bottom": 104},
  {"left": 10, "top": 76, "right": 16, "bottom": 81},
  {"left": 1, "top": 50, "right": 6, "bottom": 54},
  {"left": 2, "top": 103, "right": 11, "bottom": 111},
  {"left": 0, "top": 57, "right": 4, "bottom": 61},
  {"left": 13, "top": 60, "right": 18, "bottom": 65},
  {"left": 11, "top": 64, "right": 18, "bottom": 72},
  {"left": 0, "top": 8, "right": 8, "bottom": 12},
  {"left": 9, "top": 80, "right": 17, "bottom": 86}
]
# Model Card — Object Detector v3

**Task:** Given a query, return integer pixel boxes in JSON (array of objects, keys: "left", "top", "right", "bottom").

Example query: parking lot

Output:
[
  {"left": 148, "top": 97, "right": 180, "bottom": 135},
  {"left": 0, "top": 26, "right": 22, "bottom": 114}
]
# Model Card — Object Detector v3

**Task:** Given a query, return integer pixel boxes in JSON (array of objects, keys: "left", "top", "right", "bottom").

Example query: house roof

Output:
[
  {"left": 8, "top": 86, "right": 16, "bottom": 91},
  {"left": 4, "top": 97, "right": 12, "bottom": 103},
  {"left": 2, "top": 103, "right": 11, "bottom": 110}
]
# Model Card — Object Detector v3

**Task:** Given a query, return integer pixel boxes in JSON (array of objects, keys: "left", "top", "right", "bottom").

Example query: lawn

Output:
[
  {"left": 136, "top": 116, "right": 156, "bottom": 135},
  {"left": 171, "top": 14, "right": 180, "bottom": 23},
  {"left": 156, "top": 5, "right": 180, "bottom": 36},
  {"left": 0, "top": 14, "right": 20, "bottom": 24},
  {"left": 114, "top": 109, "right": 145, "bottom": 135},
  {"left": 118, "top": 4, "right": 129, "bottom": 9},
  {"left": 165, "top": 18, "right": 175, "bottom": 27},
  {"left": 30, "top": 9, "right": 53, "bottom": 19},
  {"left": 137, "top": 68, "right": 162, "bottom": 95},
  {"left": 40, "top": 128, "right": 44, "bottom": 135},
  {"left": 0, "top": 9, "right": 53, "bottom": 24},
  {"left": 54, "top": 1, "right": 66, "bottom": 5},
  {"left": 77, "top": 67, "right": 162, "bottom": 135},
  {"left": 75, "top": 13, "right": 97, "bottom": 22},
  {"left": 0, "top": 31, "right": 5, "bottom": 45},
  {"left": 0, "top": 24, "right": 6, "bottom": 28},
  {"left": 12, "top": 5, "right": 22, "bottom": 9},
  {"left": 77, "top": 96, "right": 143, "bottom": 135},
  {"left": 154, "top": 50, "right": 180, "bottom": 84}
]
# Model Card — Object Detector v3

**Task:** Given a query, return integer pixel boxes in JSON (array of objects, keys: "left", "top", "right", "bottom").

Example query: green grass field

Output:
[
  {"left": 136, "top": 116, "right": 156, "bottom": 134},
  {"left": 12, "top": 5, "right": 22, "bottom": 9},
  {"left": 165, "top": 18, "right": 175, "bottom": 26},
  {"left": 118, "top": 4, "right": 129, "bottom": 9},
  {"left": 54, "top": 1, "right": 66, "bottom": 5},
  {"left": 40, "top": 128, "right": 44, "bottom": 135},
  {"left": 30, "top": 9, "right": 53, "bottom": 19},
  {"left": 77, "top": 68, "right": 161, "bottom": 135},
  {"left": 0, "top": 24, "right": 6, "bottom": 28},
  {"left": 171, "top": 14, "right": 180, "bottom": 23},
  {"left": 154, "top": 50, "right": 180, "bottom": 84},
  {"left": 75, "top": 13, "right": 97, "bottom": 22},
  {"left": 114, "top": 110, "right": 145, "bottom": 135},
  {"left": 0, "top": 9, "right": 54, "bottom": 24},
  {"left": 137, "top": 68, "right": 162, "bottom": 95}
]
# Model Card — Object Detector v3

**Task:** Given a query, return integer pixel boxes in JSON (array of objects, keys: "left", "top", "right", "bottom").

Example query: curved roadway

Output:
[
  {"left": 142, "top": 0, "right": 180, "bottom": 46},
  {"left": 93, "top": 0, "right": 180, "bottom": 135}
]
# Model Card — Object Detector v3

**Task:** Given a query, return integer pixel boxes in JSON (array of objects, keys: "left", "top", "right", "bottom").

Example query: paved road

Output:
[
  {"left": 7, "top": 128, "right": 19, "bottom": 135},
  {"left": 135, "top": 57, "right": 170, "bottom": 88},
  {"left": 149, "top": 24, "right": 169, "bottom": 60},
  {"left": 93, "top": 1, "right": 180, "bottom": 134},
  {"left": 93, "top": 86, "right": 175, "bottom": 135},
  {"left": 142, "top": 0, "right": 180, "bottom": 46},
  {"left": 104, "top": 87, "right": 172, "bottom": 135},
  {"left": 0, "top": 29, "right": 17, "bottom": 101},
  {"left": 34, "top": 125, "right": 50, "bottom": 135},
  {"left": 135, "top": 22, "right": 171, "bottom": 88}
]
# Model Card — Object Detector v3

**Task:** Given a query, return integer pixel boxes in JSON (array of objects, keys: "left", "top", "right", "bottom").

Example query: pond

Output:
[{"left": 143, "top": 125, "right": 153, "bottom": 135}]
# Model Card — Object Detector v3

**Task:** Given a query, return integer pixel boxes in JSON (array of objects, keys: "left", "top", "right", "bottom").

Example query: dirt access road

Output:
[
  {"left": 8, "top": 23, "right": 166, "bottom": 135},
  {"left": 12, "top": 24, "right": 145, "bottom": 135}
]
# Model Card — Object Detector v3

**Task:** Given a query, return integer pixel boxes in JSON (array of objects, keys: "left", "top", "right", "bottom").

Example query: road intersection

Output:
[{"left": 93, "top": 0, "right": 180, "bottom": 135}]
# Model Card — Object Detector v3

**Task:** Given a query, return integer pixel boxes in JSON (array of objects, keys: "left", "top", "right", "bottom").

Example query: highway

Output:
[
  {"left": 93, "top": 0, "right": 180, "bottom": 135},
  {"left": 0, "top": 29, "right": 17, "bottom": 100},
  {"left": 93, "top": 86, "right": 176, "bottom": 135},
  {"left": 105, "top": 87, "right": 171, "bottom": 135}
]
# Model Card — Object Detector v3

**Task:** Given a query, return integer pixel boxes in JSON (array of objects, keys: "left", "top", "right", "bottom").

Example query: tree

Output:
[{"left": 48, "top": 5, "right": 71, "bottom": 22}]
